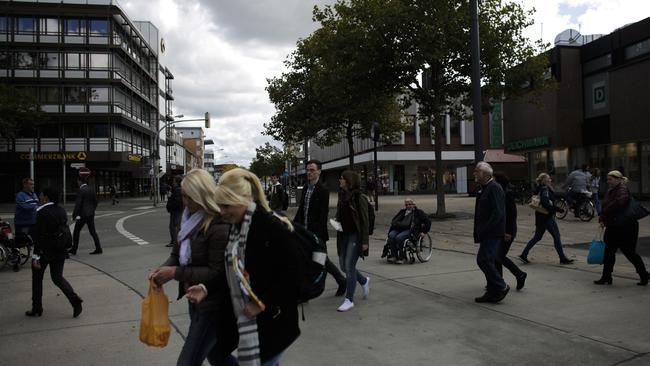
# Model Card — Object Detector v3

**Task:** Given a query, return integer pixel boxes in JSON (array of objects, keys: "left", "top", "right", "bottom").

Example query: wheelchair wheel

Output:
[
  {"left": 416, "top": 233, "right": 433, "bottom": 263},
  {"left": 17, "top": 244, "right": 32, "bottom": 265},
  {"left": 555, "top": 198, "right": 568, "bottom": 220},
  {"left": 579, "top": 201, "right": 595, "bottom": 222},
  {"left": 0, "top": 245, "right": 8, "bottom": 270}
]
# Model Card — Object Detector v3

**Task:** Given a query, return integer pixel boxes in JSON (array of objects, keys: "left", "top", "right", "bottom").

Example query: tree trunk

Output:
[
  {"left": 346, "top": 123, "right": 355, "bottom": 170},
  {"left": 434, "top": 115, "right": 446, "bottom": 216}
]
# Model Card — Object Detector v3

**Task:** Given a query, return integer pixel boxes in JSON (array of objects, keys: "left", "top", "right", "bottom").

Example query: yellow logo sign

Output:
[
  {"left": 77, "top": 152, "right": 87, "bottom": 160},
  {"left": 127, "top": 154, "right": 142, "bottom": 162}
]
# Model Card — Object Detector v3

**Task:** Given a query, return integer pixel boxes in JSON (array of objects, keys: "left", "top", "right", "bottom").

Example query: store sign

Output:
[
  {"left": 489, "top": 100, "right": 503, "bottom": 148},
  {"left": 19, "top": 152, "right": 87, "bottom": 161},
  {"left": 593, "top": 81, "right": 606, "bottom": 109},
  {"left": 507, "top": 136, "right": 550, "bottom": 152},
  {"left": 127, "top": 154, "right": 142, "bottom": 162}
]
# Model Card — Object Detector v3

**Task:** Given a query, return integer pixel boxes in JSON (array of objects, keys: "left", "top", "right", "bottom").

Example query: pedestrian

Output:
[
  {"left": 591, "top": 168, "right": 602, "bottom": 215},
  {"left": 109, "top": 184, "right": 119, "bottom": 205},
  {"left": 385, "top": 198, "right": 431, "bottom": 264},
  {"left": 150, "top": 169, "right": 234, "bottom": 365},
  {"left": 366, "top": 177, "right": 376, "bottom": 203},
  {"left": 268, "top": 174, "right": 287, "bottom": 212},
  {"left": 187, "top": 167, "right": 302, "bottom": 366},
  {"left": 160, "top": 181, "right": 168, "bottom": 202},
  {"left": 472, "top": 162, "right": 510, "bottom": 303},
  {"left": 166, "top": 176, "right": 183, "bottom": 248},
  {"left": 493, "top": 173, "right": 527, "bottom": 291},
  {"left": 14, "top": 177, "right": 38, "bottom": 271},
  {"left": 27, "top": 186, "right": 83, "bottom": 318},
  {"left": 70, "top": 176, "right": 102, "bottom": 255},
  {"left": 293, "top": 160, "right": 347, "bottom": 297},
  {"left": 518, "top": 173, "right": 574, "bottom": 264},
  {"left": 564, "top": 164, "right": 590, "bottom": 217},
  {"left": 594, "top": 170, "right": 649, "bottom": 286},
  {"left": 335, "top": 170, "right": 371, "bottom": 312}
]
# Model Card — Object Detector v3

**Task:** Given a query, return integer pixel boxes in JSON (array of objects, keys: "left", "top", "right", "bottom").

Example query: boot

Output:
[
  {"left": 25, "top": 307, "right": 43, "bottom": 317},
  {"left": 594, "top": 275, "right": 612, "bottom": 285},
  {"left": 72, "top": 298, "right": 83, "bottom": 318},
  {"left": 638, "top": 271, "right": 649, "bottom": 286}
]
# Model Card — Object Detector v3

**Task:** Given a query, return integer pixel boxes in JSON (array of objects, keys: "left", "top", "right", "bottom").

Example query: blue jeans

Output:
[
  {"left": 522, "top": 217, "right": 568, "bottom": 260},
  {"left": 178, "top": 302, "right": 234, "bottom": 366},
  {"left": 261, "top": 352, "right": 284, "bottom": 366},
  {"left": 339, "top": 232, "right": 367, "bottom": 301},
  {"left": 477, "top": 238, "right": 507, "bottom": 293},
  {"left": 388, "top": 229, "right": 411, "bottom": 258},
  {"left": 592, "top": 192, "right": 602, "bottom": 215}
]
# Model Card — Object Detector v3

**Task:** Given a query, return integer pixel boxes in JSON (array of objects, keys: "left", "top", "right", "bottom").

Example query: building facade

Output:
[
  {"left": 0, "top": 0, "right": 166, "bottom": 201},
  {"left": 504, "top": 18, "right": 650, "bottom": 198},
  {"left": 175, "top": 127, "right": 203, "bottom": 173}
]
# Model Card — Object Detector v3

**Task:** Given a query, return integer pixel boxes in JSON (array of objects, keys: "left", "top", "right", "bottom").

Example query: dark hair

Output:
[
  {"left": 341, "top": 170, "right": 361, "bottom": 190},
  {"left": 78, "top": 176, "right": 89, "bottom": 184},
  {"left": 493, "top": 172, "right": 509, "bottom": 190},
  {"left": 22, "top": 177, "right": 33, "bottom": 185},
  {"left": 306, "top": 160, "right": 322, "bottom": 170},
  {"left": 41, "top": 186, "right": 60, "bottom": 204},
  {"left": 581, "top": 164, "right": 589, "bottom": 171}
]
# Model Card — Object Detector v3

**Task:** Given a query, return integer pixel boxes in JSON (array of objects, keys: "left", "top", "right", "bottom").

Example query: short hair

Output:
[
  {"left": 475, "top": 161, "right": 493, "bottom": 176},
  {"left": 581, "top": 164, "right": 589, "bottom": 170},
  {"left": 404, "top": 198, "right": 415, "bottom": 205},
  {"left": 306, "top": 160, "right": 322, "bottom": 170},
  {"left": 78, "top": 176, "right": 89, "bottom": 184},
  {"left": 341, "top": 170, "right": 361, "bottom": 190},
  {"left": 22, "top": 178, "right": 33, "bottom": 185},
  {"left": 536, "top": 173, "right": 551, "bottom": 184},
  {"left": 41, "top": 186, "right": 60, "bottom": 204}
]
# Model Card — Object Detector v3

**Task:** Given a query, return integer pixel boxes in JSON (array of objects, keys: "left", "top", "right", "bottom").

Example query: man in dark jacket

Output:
[
  {"left": 473, "top": 162, "right": 509, "bottom": 303},
  {"left": 268, "top": 174, "right": 287, "bottom": 212},
  {"left": 14, "top": 178, "right": 38, "bottom": 271},
  {"left": 166, "top": 176, "right": 183, "bottom": 247},
  {"left": 293, "top": 160, "right": 347, "bottom": 296},
  {"left": 70, "top": 176, "right": 102, "bottom": 255}
]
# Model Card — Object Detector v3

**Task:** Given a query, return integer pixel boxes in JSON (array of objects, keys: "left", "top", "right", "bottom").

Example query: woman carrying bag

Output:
[{"left": 594, "top": 170, "right": 649, "bottom": 286}]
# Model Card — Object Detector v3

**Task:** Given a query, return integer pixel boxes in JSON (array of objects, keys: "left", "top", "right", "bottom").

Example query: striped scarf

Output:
[{"left": 225, "top": 201, "right": 263, "bottom": 366}]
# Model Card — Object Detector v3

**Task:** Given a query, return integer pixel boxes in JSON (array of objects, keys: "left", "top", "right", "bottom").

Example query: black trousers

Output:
[
  {"left": 31, "top": 257, "right": 81, "bottom": 310},
  {"left": 72, "top": 215, "right": 101, "bottom": 252},
  {"left": 169, "top": 211, "right": 182, "bottom": 244},
  {"left": 496, "top": 238, "right": 524, "bottom": 278},
  {"left": 603, "top": 221, "right": 647, "bottom": 277}
]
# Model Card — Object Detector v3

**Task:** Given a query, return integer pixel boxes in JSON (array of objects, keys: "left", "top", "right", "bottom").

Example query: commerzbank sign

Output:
[
  {"left": 507, "top": 136, "right": 550, "bottom": 152},
  {"left": 19, "top": 152, "right": 87, "bottom": 161}
]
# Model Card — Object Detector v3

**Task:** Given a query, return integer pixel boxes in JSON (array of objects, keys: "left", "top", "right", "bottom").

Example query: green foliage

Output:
[
  {"left": 248, "top": 142, "right": 289, "bottom": 179},
  {"left": 0, "top": 84, "right": 43, "bottom": 140}
]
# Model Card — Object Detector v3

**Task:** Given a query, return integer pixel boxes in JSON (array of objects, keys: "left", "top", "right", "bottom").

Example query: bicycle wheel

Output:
[
  {"left": 0, "top": 245, "right": 8, "bottom": 270},
  {"left": 579, "top": 202, "right": 595, "bottom": 222},
  {"left": 555, "top": 199, "right": 568, "bottom": 219},
  {"left": 416, "top": 233, "right": 433, "bottom": 262}
]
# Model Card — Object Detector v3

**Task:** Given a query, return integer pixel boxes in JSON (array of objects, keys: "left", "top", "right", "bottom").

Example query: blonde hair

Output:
[
  {"left": 536, "top": 173, "right": 551, "bottom": 185},
  {"left": 181, "top": 168, "right": 220, "bottom": 232},
  {"left": 215, "top": 168, "right": 293, "bottom": 231},
  {"left": 607, "top": 170, "right": 628, "bottom": 183}
]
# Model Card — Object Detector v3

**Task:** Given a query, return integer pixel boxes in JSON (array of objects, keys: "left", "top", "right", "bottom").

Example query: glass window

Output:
[
  {"left": 89, "top": 87, "right": 109, "bottom": 103},
  {"left": 65, "top": 87, "right": 87, "bottom": 103},
  {"left": 90, "top": 53, "right": 108, "bottom": 69},
  {"left": 39, "top": 52, "right": 59, "bottom": 69},
  {"left": 0, "top": 17, "right": 7, "bottom": 33},
  {"left": 41, "top": 87, "right": 60, "bottom": 104},
  {"left": 65, "top": 19, "right": 85, "bottom": 36},
  {"left": 66, "top": 53, "right": 86, "bottom": 69},
  {"left": 89, "top": 20, "right": 108, "bottom": 36},
  {"left": 625, "top": 38, "right": 650, "bottom": 60},
  {"left": 39, "top": 125, "right": 59, "bottom": 138},
  {"left": 0, "top": 52, "right": 10, "bottom": 68},
  {"left": 40, "top": 18, "right": 59, "bottom": 34},
  {"left": 91, "top": 124, "right": 109, "bottom": 137},
  {"left": 64, "top": 124, "right": 85, "bottom": 138},
  {"left": 17, "top": 18, "right": 35, "bottom": 33},
  {"left": 16, "top": 52, "right": 36, "bottom": 68}
]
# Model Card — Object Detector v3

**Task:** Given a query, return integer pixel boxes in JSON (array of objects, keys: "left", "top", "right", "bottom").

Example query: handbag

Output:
[
  {"left": 611, "top": 196, "right": 650, "bottom": 226},
  {"left": 139, "top": 279, "right": 171, "bottom": 347},
  {"left": 587, "top": 230, "right": 605, "bottom": 265},
  {"left": 528, "top": 194, "right": 549, "bottom": 214}
]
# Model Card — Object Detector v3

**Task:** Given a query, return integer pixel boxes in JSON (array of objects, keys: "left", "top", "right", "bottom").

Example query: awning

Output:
[{"left": 483, "top": 149, "right": 526, "bottom": 163}]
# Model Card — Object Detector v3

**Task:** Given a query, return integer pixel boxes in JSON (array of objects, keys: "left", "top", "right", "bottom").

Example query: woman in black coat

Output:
[{"left": 27, "top": 187, "right": 83, "bottom": 318}]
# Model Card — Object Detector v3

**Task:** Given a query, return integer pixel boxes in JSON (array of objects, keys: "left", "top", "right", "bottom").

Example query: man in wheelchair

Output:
[{"left": 382, "top": 198, "right": 432, "bottom": 264}]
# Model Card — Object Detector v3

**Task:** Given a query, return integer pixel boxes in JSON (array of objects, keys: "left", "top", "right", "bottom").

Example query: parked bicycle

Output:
[
  {"left": 554, "top": 192, "right": 596, "bottom": 222},
  {"left": 0, "top": 218, "right": 33, "bottom": 271},
  {"left": 512, "top": 181, "right": 533, "bottom": 205}
]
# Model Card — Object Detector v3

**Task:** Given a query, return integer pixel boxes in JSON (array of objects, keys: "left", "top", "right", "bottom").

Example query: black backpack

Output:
[
  {"left": 292, "top": 223, "right": 327, "bottom": 304},
  {"left": 55, "top": 222, "right": 73, "bottom": 251},
  {"left": 359, "top": 194, "right": 375, "bottom": 235}
]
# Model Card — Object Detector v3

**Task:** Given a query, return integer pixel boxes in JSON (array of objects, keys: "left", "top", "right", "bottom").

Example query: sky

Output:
[{"left": 120, "top": 0, "right": 650, "bottom": 167}]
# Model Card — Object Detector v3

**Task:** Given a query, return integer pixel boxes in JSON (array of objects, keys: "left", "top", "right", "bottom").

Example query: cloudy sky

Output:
[{"left": 120, "top": 0, "right": 650, "bottom": 167}]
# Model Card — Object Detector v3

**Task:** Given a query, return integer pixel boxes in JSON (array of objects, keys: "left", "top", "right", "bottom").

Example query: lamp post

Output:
[
  {"left": 470, "top": 0, "right": 483, "bottom": 163},
  {"left": 372, "top": 122, "right": 380, "bottom": 211}
]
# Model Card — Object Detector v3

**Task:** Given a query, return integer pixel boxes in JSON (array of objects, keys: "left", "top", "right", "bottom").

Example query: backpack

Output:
[
  {"left": 359, "top": 194, "right": 375, "bottom": 235},
  {"left": 292, "top": 223, "right": 327, "bottom": 304},
  {"left": 55, "top": 223, "right": 73, "bottom": 251}
]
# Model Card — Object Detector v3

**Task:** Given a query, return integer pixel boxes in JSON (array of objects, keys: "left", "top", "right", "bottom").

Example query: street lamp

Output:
[
  {"left": 372, "top": 122, "right": 380, "bottom": 211},
  {"left": 470, "top": 0, "right": 483, "bottom": 163}
]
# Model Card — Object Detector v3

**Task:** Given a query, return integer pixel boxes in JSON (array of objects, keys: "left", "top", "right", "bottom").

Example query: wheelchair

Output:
[{"left": 381, "top": 229, "right": 433, "bottom": 264}]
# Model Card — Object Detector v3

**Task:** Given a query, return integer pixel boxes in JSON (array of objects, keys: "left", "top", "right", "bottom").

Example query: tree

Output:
[
  {"left": 0, "top": 84, "right": 43, "bottom": 140},
  {"left": 249, "top": 142, "right": 288, "bottom": 183}
]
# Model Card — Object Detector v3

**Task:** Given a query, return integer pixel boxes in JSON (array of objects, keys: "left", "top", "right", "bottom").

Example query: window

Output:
[
  {"left": 16, "top": 52, "right": 36, "bottom": 68},
  {"left": 625, "top": 38, "right": 650, "bottom": 60},
  {"left": 65, "top": 19, "right": 85, "bottom": 36},
  {"left": 91, "top": 124, "right": 109, "bottom": 137},
  {"left": 65, "top": 87, "right": 87, "bottom": 103},
  {"left": 41, "top": 87, "right": 59, "bottom": 104},
  {"left": 64, "top": 124, "right": 85, "bottom": 138},
  {"left": 90, "top": 53, "right": 108, "bottom": 69},
  {"left": 66, "top": 53, "right": 86, "bottom": 69},
  {"left": 0, "top": 17, "right": 7, "bottom": 33},
  {"left": 40, "top": 18, "right": 59, "bottom": 35},
  {"left": 0, "top": 52, "right": 10, "bottom": 68},
  {"left": 17, "top": 18, "right": 35, "bottom": 33},
  {"left": 89, "top": 87, "right": 109, "bottom": 103},
  {"left": 89, "top": 20, "right": 108, "bottom": 36},
  {"left": 39, "top": 125, "right": 59, "bottom": 138},
  {"left": 39, "top": 52, "right": 59, "bottom": 69}
]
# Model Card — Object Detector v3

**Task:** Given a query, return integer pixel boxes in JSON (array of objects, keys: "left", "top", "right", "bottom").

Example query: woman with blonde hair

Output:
[
  {"left": 518, "top": 173, "right": 574, "bottom": 264},
  {"left": 150, "top": 168, "right": 234, "bottom": 366},
  {"left": 188, "top": 168, "right": 301, "bottom": 366}
]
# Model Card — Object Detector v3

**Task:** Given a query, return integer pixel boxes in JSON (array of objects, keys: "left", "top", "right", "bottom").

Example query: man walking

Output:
[
  {"left": 268, "top": 174, "right": 288, "bottom": 212},
  {"left": 14, "top": 177, "right": 38, "bottom": 271},
  {"left": 165, "top": 176, "right": 183, "bottom": 248},
  {"left": 473, "top": 162, "right": 509, "bottom": 303},
  {"left": 294, "top": 160, "right": 347, "bottom": 296},
  {"left": 70, "top": 175, "right": 102, "bottom": 255}
]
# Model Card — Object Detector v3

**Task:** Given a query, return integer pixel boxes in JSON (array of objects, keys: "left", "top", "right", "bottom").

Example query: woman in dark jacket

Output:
[
  {"left": 334, "top": 170, "right": 370, "bottom": 312},
  {"left": 386, "top": 198, "right": 431, "bottom": 264},
  {"left": 594, "top": 170, "right": 649, "bottom": 286},
  {"left": 188, "top": 168, "right": 301, "bottom": 366},
  {"left": 150, "top": 169, "right": 233, "bottom": 366},
  {"left": 518, "top": 173, "right": 574, "bottom": 264},
  {"left": 27, "top": 187, "right": 83, "bottom": 318}
]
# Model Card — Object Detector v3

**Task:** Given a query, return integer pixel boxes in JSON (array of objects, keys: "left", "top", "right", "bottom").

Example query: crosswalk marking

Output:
[{"left": 116, "top": 211, "right": 155, "bottom": 245}]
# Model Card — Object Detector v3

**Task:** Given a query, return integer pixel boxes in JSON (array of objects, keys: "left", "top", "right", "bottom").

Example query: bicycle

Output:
[
  {"left": 555, "top": 193, "right": 595, "bottom": 222},
  {"left": 0, "top": 219, "right": 33, "bottom": 271}
]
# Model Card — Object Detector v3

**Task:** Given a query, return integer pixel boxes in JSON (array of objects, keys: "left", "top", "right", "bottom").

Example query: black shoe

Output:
[
  {"left": 638, "top": 272, "right": 649, "bottom": 286},
  {"left": 89, "top": 249, "right": 103, "bottom": 255},
  {"left": 516, "top": 272, "right": 527, "bottom": 291},
  {"left": 475, "top": 292, "right": 501, "bottom": 303},
  {"left": 560, "top": 258, "right": 574, "bottom": 264},
  {"left": 13, "top": 263, "right": 20, "bottom": 272},
  {"left": 594, "top": 277, "right": 612, "bottom": 285},
  {"left": 25, "top": 308, "right": 43, "bottom": 317},
  {"left": 73, "top": 299, "right": 83, "bottom": 318},
  {"left": 335, "top": 281, "right": 346, "bottom": 297},
  {"left": 494, "top": 285, "right": 510, "bottom": 302},
  {"left": 68, "top": 250, "right": 77, "bottom": 256},
  {"left": 518, "top": 255, "right": 529, "bottom": 264},
  {"left": 165, "top": 243, "right": 174, "bottom": 248}
]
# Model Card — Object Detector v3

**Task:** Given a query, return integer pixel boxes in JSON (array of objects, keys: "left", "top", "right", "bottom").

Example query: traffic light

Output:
[{"left": 204, "top": 112, "right": 211, "bottom": 129}]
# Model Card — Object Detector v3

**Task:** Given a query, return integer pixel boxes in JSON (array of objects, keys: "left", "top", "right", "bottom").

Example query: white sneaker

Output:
[
  {"left": 362, "top": 277, "right": 370, "bottom": 299},
  {"left": 337, "top": 298, "right": 354, "bottom": 312}
]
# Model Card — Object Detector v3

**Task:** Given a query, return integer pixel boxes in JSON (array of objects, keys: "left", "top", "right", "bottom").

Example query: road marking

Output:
[
  {"left": 115, "top": 211, "right": 155, "bottom": 245},
  {"left": 134, "top": 206, "right": 159, "bottom": 210},
  {"left": 68, "top": 211, "right": 124, "bottom": 230}
]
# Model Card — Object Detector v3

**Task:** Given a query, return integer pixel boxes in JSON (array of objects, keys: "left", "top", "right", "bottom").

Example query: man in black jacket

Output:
[
  {"left": 70, "top": 176, "right": 102, "bottom": 255},
  {"left": 293, "top": 160, "right": 347, "bottom": 296},
  {"left": 473, "top": 162, "right": 509, "bottom": 303},
  {"left": 166, "top": 176, "right": 183, "bottom": 247}
]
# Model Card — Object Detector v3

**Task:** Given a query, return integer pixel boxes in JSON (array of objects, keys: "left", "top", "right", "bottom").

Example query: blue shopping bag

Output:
[{"left": 587, "top": 239, "right": 605, "bottom": 264}]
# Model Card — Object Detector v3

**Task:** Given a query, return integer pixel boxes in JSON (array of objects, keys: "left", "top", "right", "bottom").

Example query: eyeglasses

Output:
[{"left": 405, "top": 203, "right": 414, "bottom": 206}]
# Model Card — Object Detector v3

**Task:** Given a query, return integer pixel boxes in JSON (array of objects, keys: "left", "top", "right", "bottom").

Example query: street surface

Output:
[{"left": 1, "top": 195, "right": 649, "bottom": 366}]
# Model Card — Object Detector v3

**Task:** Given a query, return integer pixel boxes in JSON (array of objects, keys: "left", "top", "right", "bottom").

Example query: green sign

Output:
[
  {"left": 507, "top": 136, "right": 550, "bottom": 152},
  {"left": 489, "top": 101, "right": 503, "bottom": 148}
]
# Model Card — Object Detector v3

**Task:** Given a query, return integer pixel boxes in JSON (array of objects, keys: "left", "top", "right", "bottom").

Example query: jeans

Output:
[
  {"left": 521, "top": 217, "right": 568, "bottom": 260},
  {"left": 592, "top": 193, "right": 602, "bottom": 215},
  {"left": 169, "top": 211, "right": 182, "bottom": 244},
  {"left": 72, "top": 215, "right": 101, "bottom": 252},
  {"left": 496, "top": 238, "right": 524, "bottom": 278},
  {"left": 387, "top": 229, "right": 411, "bottom": 258},
  {"left": 178, "top": 302, "right": 234, "bottom": 366},
  {"left": 477, "top": 238, "right": 507, "bottom": 293},
  {"left": 338, "top": 232, "right": 367, "bottom": 301},
  {"left": 31, "top": 257, "right": 81, "bottom": 310}
]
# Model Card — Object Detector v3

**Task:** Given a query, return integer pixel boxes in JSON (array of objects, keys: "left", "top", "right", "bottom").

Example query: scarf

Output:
[
  {"left": 178, "top": 208, "right": 205, "bottom": 266},
  {"left": 225, "top": 201, "right": 263, "bottom": 366}
]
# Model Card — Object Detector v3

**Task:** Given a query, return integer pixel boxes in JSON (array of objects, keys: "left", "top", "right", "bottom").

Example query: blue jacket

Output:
[
  {"left": 15, "top": 190, "right": 39, "bottom": 226},
  {"left": 473, "top": 179, "right": 506, "bottom": 242}
]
